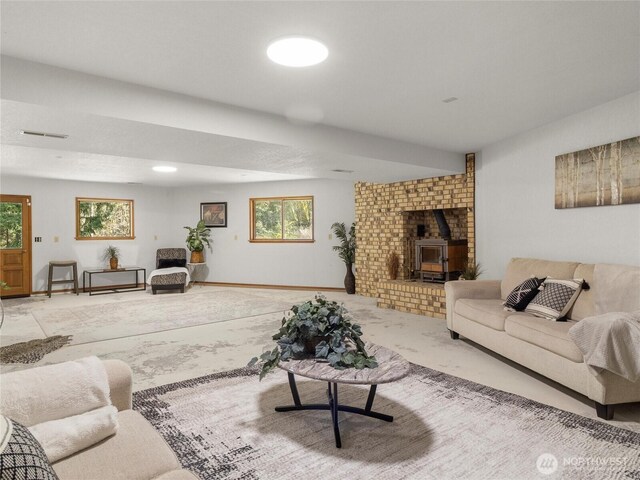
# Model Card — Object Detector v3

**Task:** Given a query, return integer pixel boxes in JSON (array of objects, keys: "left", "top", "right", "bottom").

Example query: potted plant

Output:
[
  {"left": 184, "top": 220, "right": 212, "bottom": 263},
  {"left": 331, "top": 222, "right": 356, "bottom": 294},
  {"left": 101, "top": 245, "right": 120, "bottom": 270},
  {"left": 249, "top": 295, "right": 377, "bottom": 380},
  {"left": 459, "top": 261, "right": 483, "bottom": 280}
]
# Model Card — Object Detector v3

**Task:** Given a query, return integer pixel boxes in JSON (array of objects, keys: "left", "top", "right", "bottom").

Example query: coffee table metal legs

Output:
[{"left": 275, "top": 372, "right": 393, "bottom": 448}]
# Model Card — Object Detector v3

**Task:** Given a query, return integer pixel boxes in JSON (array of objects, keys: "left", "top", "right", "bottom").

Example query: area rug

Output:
[
  {"left": 32, "top": 289, "right": 292, "bottom": 344},
  {"left": 133, "top": 364, "right": 640, "bottom": 480},
  {"left": 0, "top": 335, "right": 73, "bottom": 364}
]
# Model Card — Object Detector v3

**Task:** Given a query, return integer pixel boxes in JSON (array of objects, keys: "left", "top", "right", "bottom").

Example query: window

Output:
[
  {"left": 0, "top": 202, "right": 23, "bottom": 248},
  {"left": 76, "top": 198, "right": 134, "bottom": 240},
  {"left": 250, "top": 196, "right": 313, "bottom": 242}
]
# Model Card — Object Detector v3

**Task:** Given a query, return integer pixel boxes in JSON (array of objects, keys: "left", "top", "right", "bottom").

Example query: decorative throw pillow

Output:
[
  {"left": 503, "top": 277, "right": 546, "bottom": 311},
  {"left": 158, "top": 258, "right": 187, "bottom": 269},
  {"left": 525, "top": 278, "right": 584, "bottom": 321},
  {"left": 0, "top": 415, "right": 59, "bottom": 479}
]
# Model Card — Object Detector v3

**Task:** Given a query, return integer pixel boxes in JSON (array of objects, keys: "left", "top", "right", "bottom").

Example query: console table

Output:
[
  {"left": 275, "top": 344, "right": 410, "bottom": 448},
  {"left": 82, "top": 266, "right": 146, "bottom": 296}
]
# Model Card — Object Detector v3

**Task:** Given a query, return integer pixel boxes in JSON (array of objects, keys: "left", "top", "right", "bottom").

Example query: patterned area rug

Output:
[
  {"left": 0, "top": 335, "right": 73, "bottom": 364},
  {"left": 134, "top": 364, "right": 640, "bottom": 480},
  {"left": 31, "top": 289, "right": 292, "bottom": 344}
]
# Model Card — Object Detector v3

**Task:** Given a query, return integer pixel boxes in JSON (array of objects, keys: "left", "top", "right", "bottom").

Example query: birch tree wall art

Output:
[{"left": 555, "top": 136, "right": 640, "bottom": 209}]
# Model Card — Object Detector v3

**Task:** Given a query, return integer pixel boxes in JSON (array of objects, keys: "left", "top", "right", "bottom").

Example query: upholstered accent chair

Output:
[{"left": 149, "top": 248, "right": 188, "bottom": 294}]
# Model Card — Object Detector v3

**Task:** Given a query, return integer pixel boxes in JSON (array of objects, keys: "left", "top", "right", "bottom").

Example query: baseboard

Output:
[
  {"left": 33, "top": 282, "right": 345, "bottom": 295},
  {"left": 33, "top": 282, "right": 141, "bottom": 295},
  {"left": 197, "top": 281, "right": 345, "bottom": 292}
]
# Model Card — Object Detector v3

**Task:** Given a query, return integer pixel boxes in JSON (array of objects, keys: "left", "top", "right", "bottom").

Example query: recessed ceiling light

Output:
[
  {"left": 267, "top": 36, "right": 328, "bottom": 67},
  {"left": 442, "top": 97, "right": 458, "bottom": 103},
  {"left": 152, "top": 166, "right": 177, "bottom": 173}
]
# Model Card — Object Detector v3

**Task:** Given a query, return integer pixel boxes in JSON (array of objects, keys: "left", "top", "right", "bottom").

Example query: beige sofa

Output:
[
  {"left": 445, "top": 257, "right": 640, "bottom": 420},
  {"left": 6, "top": 360, "right": 197, "bottom": 480}
]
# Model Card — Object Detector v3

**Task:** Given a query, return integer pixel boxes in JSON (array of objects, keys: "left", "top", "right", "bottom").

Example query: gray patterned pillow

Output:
[
  {"left": 525, "top": 278, "right": 584, "bottom": 321},
  {"left": 503, "top": 277, "right": 545, "bottom": 311},
  {"left": 0, "top": 415, "right": 59, "bottom": 479}
]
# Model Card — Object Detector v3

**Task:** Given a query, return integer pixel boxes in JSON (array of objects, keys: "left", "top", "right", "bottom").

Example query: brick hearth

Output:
[{"left": 355, "top": 154, "right": 476, "bottom": 318}]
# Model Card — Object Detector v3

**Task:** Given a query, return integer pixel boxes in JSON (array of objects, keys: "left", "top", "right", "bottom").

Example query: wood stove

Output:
[{"left": 415, "top": 239, "right": 468, "bottom": 282}]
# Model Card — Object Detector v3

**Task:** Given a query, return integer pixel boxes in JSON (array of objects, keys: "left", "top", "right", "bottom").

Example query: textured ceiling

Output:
[{"left": 1, "top": 1, "right": 638, "bottom": 185}]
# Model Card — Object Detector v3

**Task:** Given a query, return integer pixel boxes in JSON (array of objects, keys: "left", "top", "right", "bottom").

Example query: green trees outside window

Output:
[
  {"left": 0, "top": 202, "right": 22, "bottom": 249},
  {"left": 76, "top": 198, "right": 134, "bottom": 240},
  {"left": 251, "top": 196, "right": 313, "bottom": 242}
]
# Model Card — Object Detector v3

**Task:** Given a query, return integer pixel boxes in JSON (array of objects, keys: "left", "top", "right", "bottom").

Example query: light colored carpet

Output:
[
  {"left": 134, "top": 364, "right": 640, "bottom": 480},
  {"left": 31, "top": 289, "right": 292, "bottom": 344}
]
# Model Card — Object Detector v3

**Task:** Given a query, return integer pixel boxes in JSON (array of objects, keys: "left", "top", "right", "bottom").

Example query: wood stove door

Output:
[{"left": 420, "top": 245, "right": 445, "bottom": 273}]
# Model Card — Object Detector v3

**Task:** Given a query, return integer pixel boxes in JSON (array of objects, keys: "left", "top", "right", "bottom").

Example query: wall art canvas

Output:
[
  {"left": 201, "top": 202, "right": 227, "bottom": 227},
  {"left": 555, "top": 136, "right": 640, "bottom": 209}
]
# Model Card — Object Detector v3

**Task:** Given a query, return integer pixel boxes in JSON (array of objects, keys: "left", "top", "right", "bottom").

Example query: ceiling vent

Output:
[{"left": 20, "top": 130, "right": 69, "bottom": 139}]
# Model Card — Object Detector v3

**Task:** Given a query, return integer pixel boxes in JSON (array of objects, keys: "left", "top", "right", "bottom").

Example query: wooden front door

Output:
[{"left": 0, "top": 195, "right": 32, "bottom": 298}]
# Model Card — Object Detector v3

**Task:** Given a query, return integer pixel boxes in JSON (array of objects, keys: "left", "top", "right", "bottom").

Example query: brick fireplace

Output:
[{"left": 355, "top": 154, "right": 475, "bottom": 319}]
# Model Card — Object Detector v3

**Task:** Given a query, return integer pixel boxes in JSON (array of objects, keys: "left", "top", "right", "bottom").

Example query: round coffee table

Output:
[{"left": 275, "top": 344, "right": 410, "bottom": 448}]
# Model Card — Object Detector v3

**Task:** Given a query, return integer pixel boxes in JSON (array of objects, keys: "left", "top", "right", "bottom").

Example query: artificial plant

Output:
[{"left": 249, "top": 295, "right": 377, "bottom": 380}]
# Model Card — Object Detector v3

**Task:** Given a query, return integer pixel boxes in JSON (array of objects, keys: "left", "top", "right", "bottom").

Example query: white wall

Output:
[
  {"left": 0, "top": 175, "right": 355, "bottom": 291},
  {"left": 0, "top": 176, "right": 177, "bottom": 292},
  {"left": 476, "top": 91, "right": 640, "bottom": 279},
  {"left": 170, "top": 179, "right": 355, "bottom": 288}
]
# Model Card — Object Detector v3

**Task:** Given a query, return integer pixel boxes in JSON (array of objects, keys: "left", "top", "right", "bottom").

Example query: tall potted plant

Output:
[
  {"left": 184, "top": 220, "right": 212, "bottom": 263},
  {"left": 331, "top": 222, "right": 356, "bottom": 294}
]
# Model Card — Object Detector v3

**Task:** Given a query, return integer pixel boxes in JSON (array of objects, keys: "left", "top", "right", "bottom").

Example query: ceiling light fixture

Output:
[
  {"left": 152, "top": 166, "right": 177, "bottom": 173},
  {"left": 267, "top": 36, "right": 328, "bottom": 67},
  {"left": 20, "top": 130, "right": 68, "bottom": 139}
]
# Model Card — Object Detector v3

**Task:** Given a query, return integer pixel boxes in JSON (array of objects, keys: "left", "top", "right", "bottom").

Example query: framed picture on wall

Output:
[{"left": 201, "top": 202, "right": 227, "bottom": 228}]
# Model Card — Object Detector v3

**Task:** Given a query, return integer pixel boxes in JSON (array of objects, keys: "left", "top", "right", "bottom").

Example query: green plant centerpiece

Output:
[
  {"left": 331, "top": 222, "right": 356, "bottom": 294},
  {"left": 249, "top": 295, "right": 377, "bottom": 380},
  {"left": 101, "top": 245, "right": 120, "bottom": 270},
  {"left": 184, "top": 220, "right": 212, "bottom": 263}
]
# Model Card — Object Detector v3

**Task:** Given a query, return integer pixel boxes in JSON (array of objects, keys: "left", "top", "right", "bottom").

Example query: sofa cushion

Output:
[
  {"left": 567, "top": 264, "right": 594, "bottom": 320},
  {"left": 501, "top": 258, "right": 580, "bottom": 300},
  {"left": 525, "top": 278, "right": 584, "bottom": 321},
  {"left": 455, "top": 299, "right": 513, "bottom": 331},
  {"left": 52, "top": 410, "right": 180, "bottom": 480},
  {"left": 505, "top": 315, "right": 583, "bottom": 363},
  {"left": 593, "top": 263, "right": 640, "bottom": 315}
]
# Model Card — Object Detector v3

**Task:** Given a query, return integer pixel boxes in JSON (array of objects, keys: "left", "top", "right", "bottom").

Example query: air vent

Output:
[
  {"left": 20, "top": 130, "right": 69, "bottom": 139},
  {"left": 332, "top": 169, "right": 354, "bottom": 173},
  {"left": 442, "top": 97, "right": 458, "bottom": 104}
]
